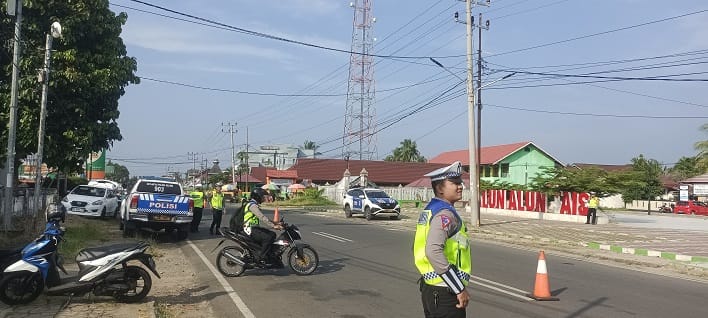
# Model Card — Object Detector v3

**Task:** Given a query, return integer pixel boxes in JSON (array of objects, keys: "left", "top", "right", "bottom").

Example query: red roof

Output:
[
  {"left": 429, "top": 141, "right": 532, "bottom": 165},
  {"left": 288, "top": 159, "right": 449, "bottom": 186},
  {"left": 406, "top": 173, "right": 471, "bottom": 188},
  {"left": 267, "top": 170, "right": 298, "bottom": 179},
  {"left": 235, "top": 173, "right": 262, "bottom": 183}
]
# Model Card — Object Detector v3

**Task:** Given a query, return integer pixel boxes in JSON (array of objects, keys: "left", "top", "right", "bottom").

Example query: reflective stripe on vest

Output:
[
  {"left": 413, "top": 199, "right": 472, "bottom": 287},
  {"left": 243, "top": 201, "right": 259, "bottom": 227}
]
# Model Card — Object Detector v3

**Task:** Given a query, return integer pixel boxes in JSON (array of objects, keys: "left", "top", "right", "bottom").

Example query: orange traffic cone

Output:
[
  {"left": 273, "top": 206, "right": 280, "bottom": 223},
  {"left": 527, "top": 251, "right": 559, "bottom": 301}
]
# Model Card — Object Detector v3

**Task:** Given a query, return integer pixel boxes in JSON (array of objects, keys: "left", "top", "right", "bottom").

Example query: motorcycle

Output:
[
  {"left": 213, "top": 219, "right": 319, "bottom": 277},
  {"left": 0, "top": 210, "right": 161, "bottom": 305},
  {"left": 1, "top": 209, "right": 66, "bottom": 282},
  {"left": 658, "top": 205, "right": 673, "bottom": 213}
]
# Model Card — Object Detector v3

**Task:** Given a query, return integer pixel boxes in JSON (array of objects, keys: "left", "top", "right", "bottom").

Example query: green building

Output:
[{"left": 428, "top": 141, "right": 564, "bottom": 186}]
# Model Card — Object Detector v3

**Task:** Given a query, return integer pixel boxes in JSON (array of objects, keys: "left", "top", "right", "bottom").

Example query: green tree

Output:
[
  {"left": 625, "top": 155, "right": 664, "bottom": 207},
  {"left": 303, "top": 140, "right": 320, "bottom": 158},
  {"left": 384, "top": 139, "right": 426, "bottom": 162},
  {"left": 667, "top": 156, "right": 702, "bottom": 180},
  {"left": 695, "top": 123, "right": 708, "bottom": 173},
  {"left": 528, "top": 166, "right": 611, "bottom": 196},
  {"left": 105, "top": 160, "right": 129, "bottom": 185},
  {"left": 0, "top": 0, "right": 139, "bottom": 174}
]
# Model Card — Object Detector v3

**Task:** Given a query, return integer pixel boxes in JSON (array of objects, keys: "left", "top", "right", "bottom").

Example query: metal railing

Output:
[{"left": 0, "top": 188, "right": 54, "bottom": 231}]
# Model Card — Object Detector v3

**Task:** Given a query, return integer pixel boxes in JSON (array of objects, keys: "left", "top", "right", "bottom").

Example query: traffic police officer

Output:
[
  {"left": 414, "top": 161, "right": 471, "bottom": 318},
  {"left": 241, "top": 188, "right": 283, "bottom": 264},
  {"left": 209, "top": 186, "right": 225, "bottom": 235},
  {"left": 586, "top": 192, "right": 599, "bottom": 225},
  {"left": 189, "top": 186, "right": 205, "bottom": 233}
]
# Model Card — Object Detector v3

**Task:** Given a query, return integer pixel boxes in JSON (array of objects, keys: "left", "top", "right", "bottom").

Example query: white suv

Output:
[{"left": 343, "top": 187, "right": 400, "bottom": 221}]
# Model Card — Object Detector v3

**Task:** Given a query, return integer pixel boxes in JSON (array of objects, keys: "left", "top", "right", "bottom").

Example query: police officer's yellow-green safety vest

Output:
[
  {"left": 243, "top": 201, "right": 259, "bottom": 227},
  {"left": 588, "top": 197, "right": 599, "bottom": 208},
  {"left": 413, "top": 199, "right": 472, "bottom": 287},
  {"left": 211, "top": 192, "right": 224, "bottom": 210},
  {"left": 190, "top": 191, "right": 205, "bottom": 208}
]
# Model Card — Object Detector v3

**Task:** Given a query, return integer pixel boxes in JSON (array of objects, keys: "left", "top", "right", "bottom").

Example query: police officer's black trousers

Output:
[
  {"left": 420, "top": 280, "right": 466, "bottom": 318},
  {"left": 210, "top": 209, "right": 223, "bottom": 233},
  {"left": 249, "top": 227, "right": 276, "bottom": 261},
  {"left": 586, "top": 208, "right": 597, "bottom": 224},
  {"left": 191, "top": 207, "right": 203, "bottom": 232}
]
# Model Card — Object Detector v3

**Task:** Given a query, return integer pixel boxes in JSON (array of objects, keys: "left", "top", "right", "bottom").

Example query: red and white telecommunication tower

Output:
[{"left": 343, "top": 0, "right": 377, "bottom": 160}]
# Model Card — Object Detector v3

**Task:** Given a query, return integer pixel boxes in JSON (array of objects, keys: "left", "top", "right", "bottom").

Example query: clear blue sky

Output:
[{"left": 107, "top": 0, "right": 708, "bottom": 177}]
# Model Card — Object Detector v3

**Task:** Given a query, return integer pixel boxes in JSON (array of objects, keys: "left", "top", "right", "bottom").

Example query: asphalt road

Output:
[{"left": 183, "top": 207, "right": 708, "bottom": 318}]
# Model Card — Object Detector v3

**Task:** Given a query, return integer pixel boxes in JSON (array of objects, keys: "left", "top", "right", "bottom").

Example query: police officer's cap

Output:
[{"left": 425, "top": 161, "right": 462, "bottom": 181}]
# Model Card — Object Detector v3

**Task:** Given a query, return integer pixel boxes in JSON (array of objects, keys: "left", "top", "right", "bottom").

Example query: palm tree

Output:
[
  {"left": 303, "top": 140, "right": 320, "bottom": 158},
  {"left": 695, "top": 123, "right": 708, "bottom": 173},
  {"left": 385, "top": 139, "right": 426, "bottom": 162}
]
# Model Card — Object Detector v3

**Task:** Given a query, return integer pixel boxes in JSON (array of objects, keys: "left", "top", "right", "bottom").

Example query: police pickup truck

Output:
[{"left": 119, "top": 177, "right": 193, "bottom": 239}]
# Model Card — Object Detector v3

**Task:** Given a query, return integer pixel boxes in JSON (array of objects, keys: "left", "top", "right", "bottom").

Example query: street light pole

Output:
[
  {"left": 4, "top": 0, "right": 23, "bottom": 230},
  {"left": 34, "top": 22, "right": 62, "bottom": 213}
]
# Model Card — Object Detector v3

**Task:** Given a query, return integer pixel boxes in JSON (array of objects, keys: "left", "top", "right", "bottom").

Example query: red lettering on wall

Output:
[
  {"left": 560, "top": 192, "right": 571, "bottom": 214},
  {"left": 509, "top": 190, "right": 518, "bottom": 210},
  {"left": 495, "top": 190, "right": 505, "bottom": 209},
  {"left": 537, "top": 193, "right": 546, "bottom": 212},
  {"left": 578, "top": 192, "right": 589, "bottom": 216},
  {"left": 524, "top": 191, "right": 535, "bottom": 211}
]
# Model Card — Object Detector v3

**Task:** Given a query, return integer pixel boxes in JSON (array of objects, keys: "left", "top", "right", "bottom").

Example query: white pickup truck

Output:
[{"left": 119, "top": 177, "right": 193, "bottom": 240}]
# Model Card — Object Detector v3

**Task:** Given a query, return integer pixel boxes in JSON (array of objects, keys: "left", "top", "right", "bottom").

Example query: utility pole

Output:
[
  {"left": 475, "top": 13, "right": 489, "bottom": 226},
  {"left": 465, "top": 0, "right": 479, "bottom": 228},
  {"left": 187, "top": 152, "right": 198, "bottom": 189},
  {"left": 245, "top": 127, "right": 249, "bottom": 192},
  {"left": 34, "top": 22, "right": 62, "bottom": 213},
  {"left": 464, "top": 0, "right": 490, "bottom": 228},
  {"left": 222, "top": 122, "right": 237, "bottom": 185},
  {"left": 4, "top": 0, "right": 23, "bottom": 229}
]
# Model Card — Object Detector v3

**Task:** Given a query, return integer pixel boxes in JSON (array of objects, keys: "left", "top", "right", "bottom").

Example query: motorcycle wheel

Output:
[
  {"left": 0, "top": 272, "right": 44, "bottom": 305},
  {"left": 287, "top": 246, "right": 319, "bottom": 276},
  {"left": 217, "top": 246, "right": 246, "bottom": 277},
  {"left": 113, "top": 265, "right": 152, "bottom": 303}
]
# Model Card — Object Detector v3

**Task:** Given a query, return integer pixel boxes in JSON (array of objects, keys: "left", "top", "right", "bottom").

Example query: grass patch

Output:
[
  {"left": 281, "top": 196, "right": 337, "bottom": 206},
  {"left": 59, "top": 223, "right": 106, "bottom": 259},
  {"left": 154, "top": 301, "right": 173, "bottom": 318}
]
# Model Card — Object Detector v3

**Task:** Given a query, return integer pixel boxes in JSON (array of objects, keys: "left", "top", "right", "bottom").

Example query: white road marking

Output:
[
  {"left": 311, "top": 231, "right": 353, "bottom": 242},
  {"left": 469, "top": 275, "right": 534, "bottom": 301},
  {"left": 187, "top": 240, "right": 255, "bottom": 318}
]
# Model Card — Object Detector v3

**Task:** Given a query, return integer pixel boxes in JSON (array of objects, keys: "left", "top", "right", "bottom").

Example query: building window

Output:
[
  {"left": 492, "top": 165, "right": 499, "bottom": 177},
  {"left": 484, "top": 166, "right": 491, "bottom": 177},
  {"left": 501, "top": 163, "right": 509, "bottom": 178}
]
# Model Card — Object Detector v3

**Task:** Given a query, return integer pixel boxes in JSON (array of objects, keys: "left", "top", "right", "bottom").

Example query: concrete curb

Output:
[{"left": 584, "top": 242, "right": 708, "bottom": 263}]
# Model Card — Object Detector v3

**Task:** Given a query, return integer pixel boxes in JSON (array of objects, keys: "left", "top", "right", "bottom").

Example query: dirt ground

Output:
[{"left": 0, "top": 214, "right": 214, "bottom": 318}]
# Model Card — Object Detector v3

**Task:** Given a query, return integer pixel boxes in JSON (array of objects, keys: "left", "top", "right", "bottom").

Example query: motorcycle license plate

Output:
[{"left": 153, "top": 215, "right": 171, "bottom": 221}]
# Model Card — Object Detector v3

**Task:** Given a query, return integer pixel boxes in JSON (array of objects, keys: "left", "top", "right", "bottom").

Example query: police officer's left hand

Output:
[{"left": 456, "top": 287, "right": 470, "bottom": 309}]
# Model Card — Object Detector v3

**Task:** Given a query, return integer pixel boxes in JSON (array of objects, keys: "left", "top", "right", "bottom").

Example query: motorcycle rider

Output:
[{"left": 240, "top": 188, "right": 283, "bottom": 265}]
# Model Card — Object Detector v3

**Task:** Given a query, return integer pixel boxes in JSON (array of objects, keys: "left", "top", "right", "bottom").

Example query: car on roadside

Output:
[
  {"left": 673, "top": 200, "right": 708, "bottom": 215},
  {"left": 343, "top": 187, "right": 400, "bottom": 221},
  {"left": 62, "top": 184, "right": 120, "bottom": 218}
]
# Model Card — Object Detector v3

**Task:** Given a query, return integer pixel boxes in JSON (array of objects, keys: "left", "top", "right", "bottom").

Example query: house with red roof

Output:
[
  {"left": 428, "top": 141, "right": 563, "bottom": 186},
  {"left": 287, "top": 158, "right": 449, "bottom": 187}
]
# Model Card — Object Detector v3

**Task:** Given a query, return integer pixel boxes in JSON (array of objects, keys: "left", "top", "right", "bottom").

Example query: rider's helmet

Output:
[{"left": 250, "top": 188, "right": 270, "bottom": 204}]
